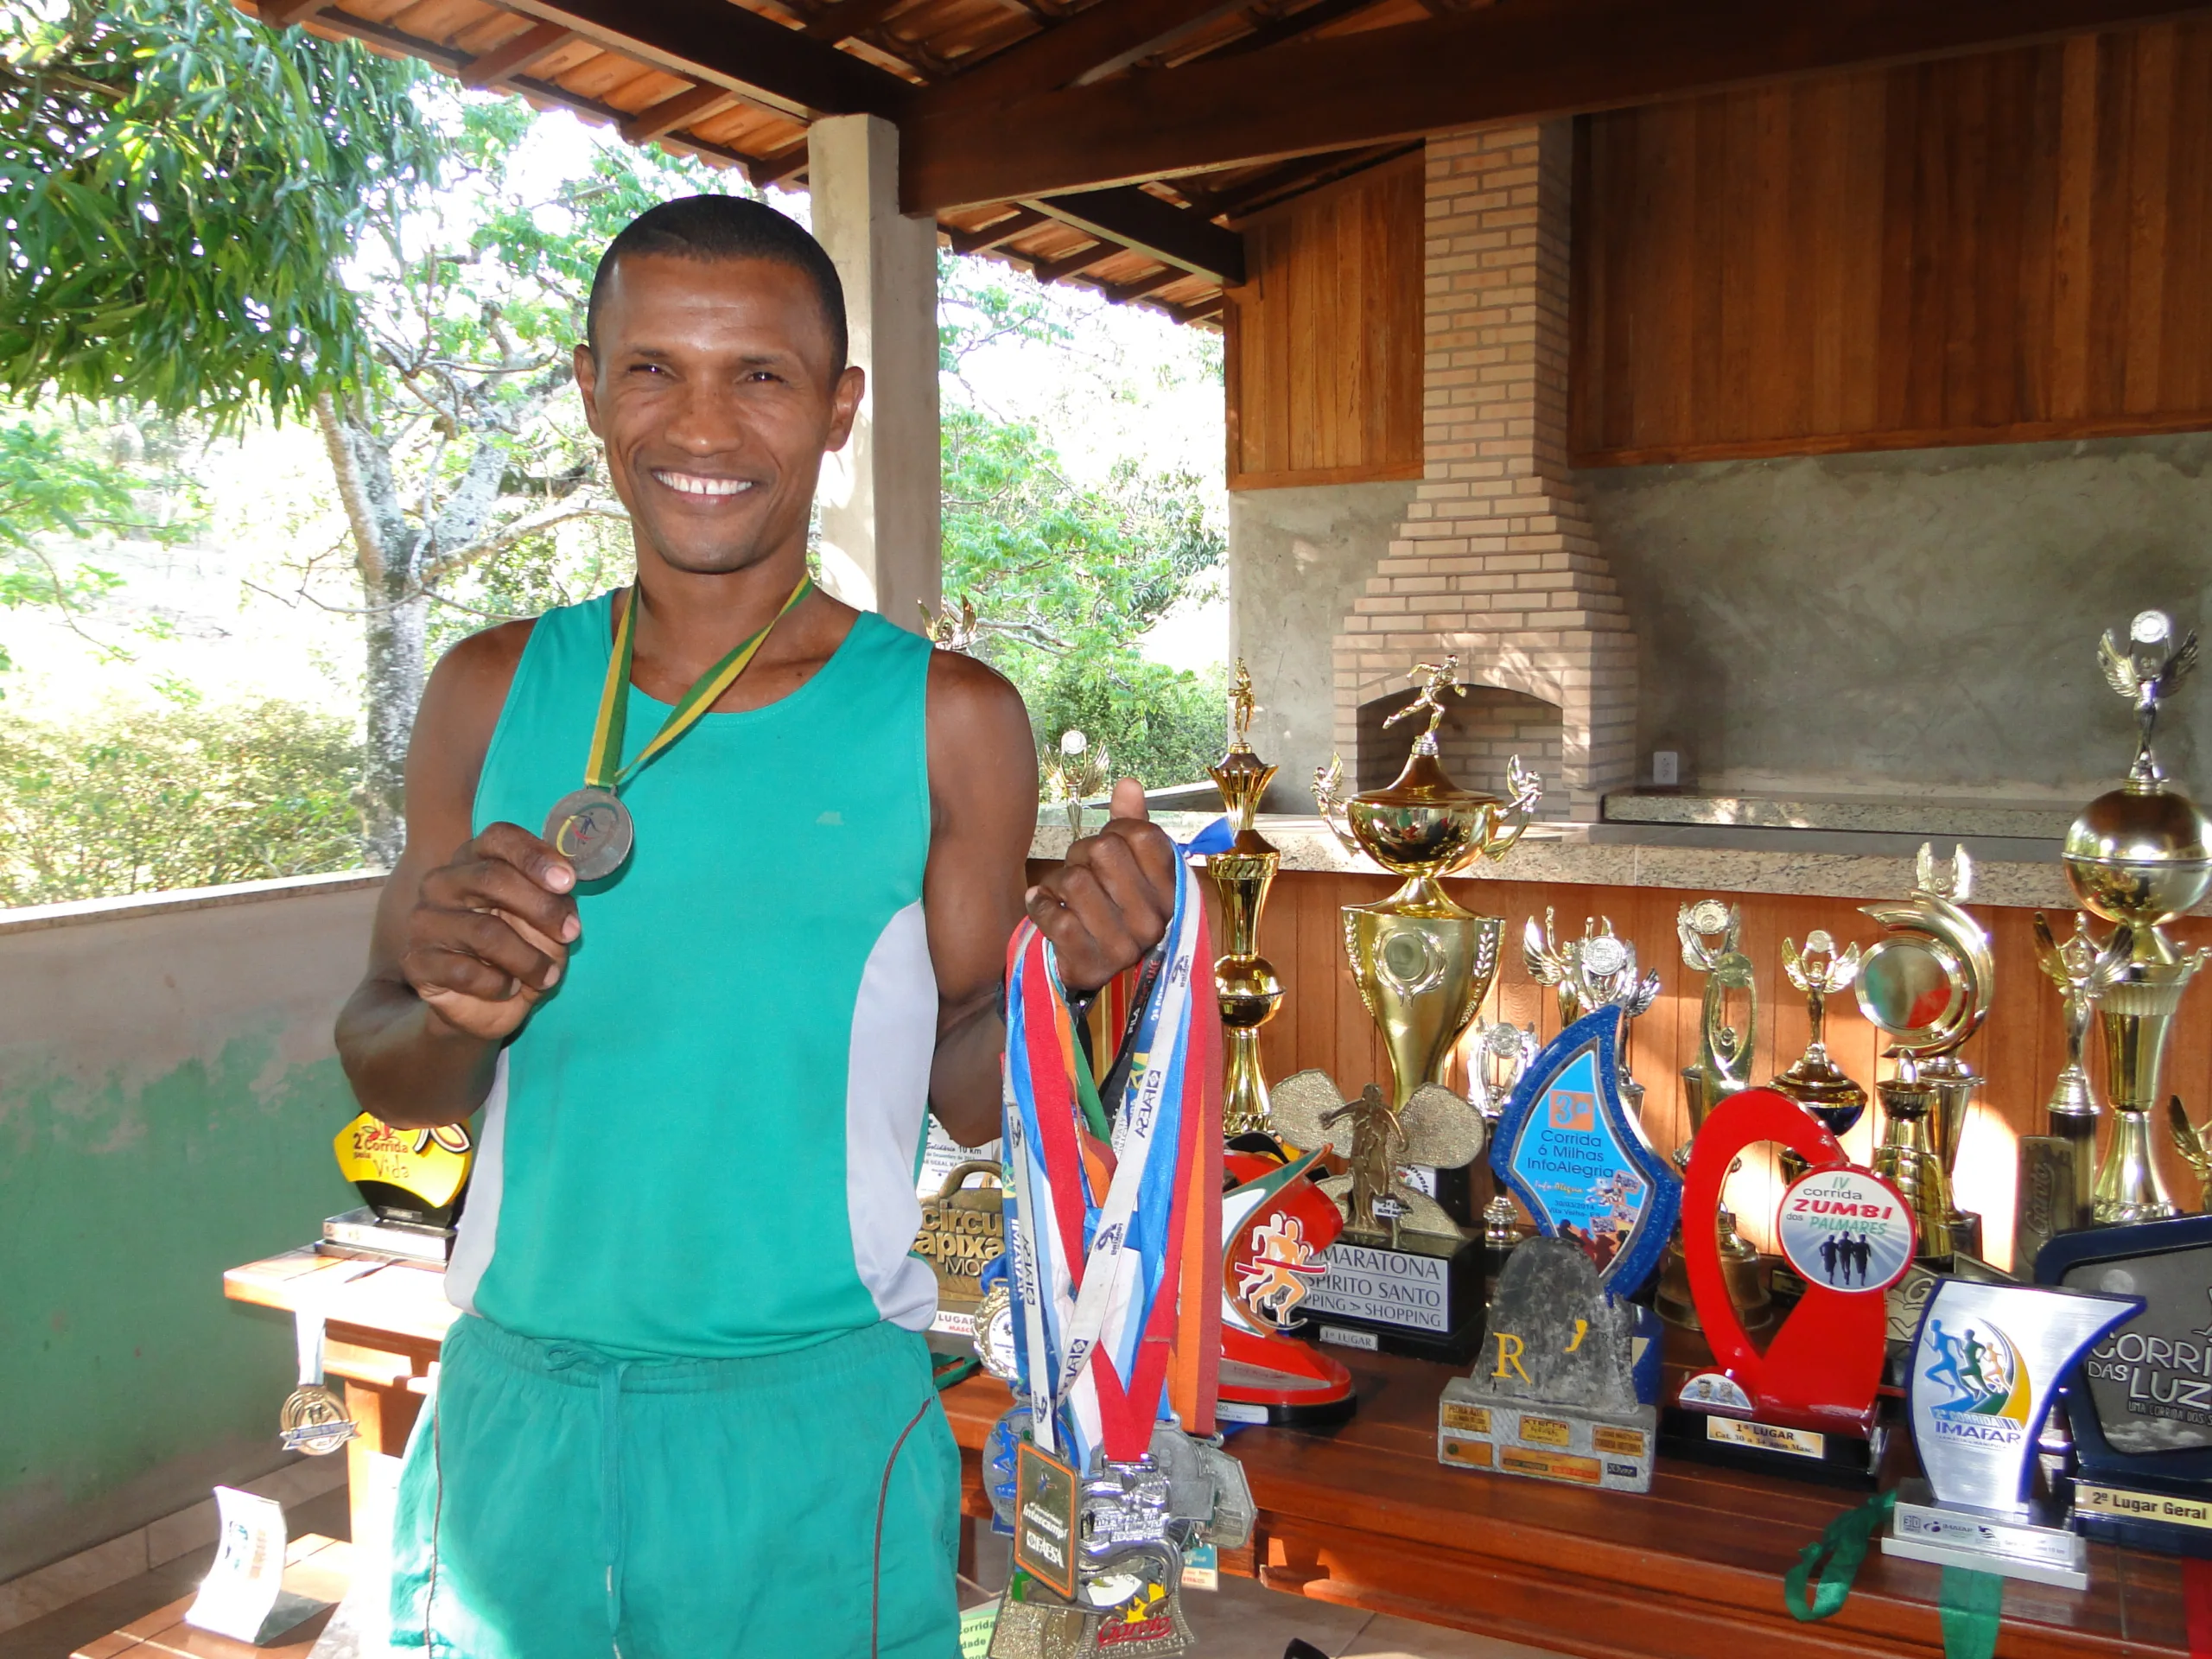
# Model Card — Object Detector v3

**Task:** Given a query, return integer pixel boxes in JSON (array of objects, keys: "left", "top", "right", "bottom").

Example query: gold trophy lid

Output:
[
  {"left": 1209, "top": 660, "right": 1280, "bottom": 844},
  {"left": 2065, "top": 611, "right": 2211, "bottom": 925},
  {"left": 1313, "top": 656, "right": 1541, "bottom": 878}
]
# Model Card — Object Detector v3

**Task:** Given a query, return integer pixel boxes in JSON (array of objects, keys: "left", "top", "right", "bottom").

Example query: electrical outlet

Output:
[{"left": 1652, "top": 750, "right": 1680, "bottom": 786}]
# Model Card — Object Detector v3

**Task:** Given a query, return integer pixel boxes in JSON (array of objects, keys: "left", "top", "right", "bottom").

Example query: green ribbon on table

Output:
[
  {"left": 1784, "top": 1490, "right": 1896, "bottom": 1621},
  {"left": 1939, "top": 1567, "right": 2004, "bottom": 1659},
  {"left": 1782, "top": 1491, "right": 2005, "bottom": 1658}
]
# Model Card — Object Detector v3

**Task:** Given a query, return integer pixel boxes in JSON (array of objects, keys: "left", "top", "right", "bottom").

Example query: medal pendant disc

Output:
[
  {"left": 544, "top": 788, "right": 633, "bottom": 881},
  {"left": 279, "top": 1384, "right": 358, "bottom": 1455}
]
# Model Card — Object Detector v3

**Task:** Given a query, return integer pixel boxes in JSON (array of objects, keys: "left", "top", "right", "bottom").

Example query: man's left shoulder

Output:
[{"left": 924, "top": 645, "right": 1029, "bottom": 734}]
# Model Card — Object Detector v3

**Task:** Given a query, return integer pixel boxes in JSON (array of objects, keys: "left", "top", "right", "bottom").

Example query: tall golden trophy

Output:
[
  {"left": 2066, "top": 611, "right": 2210, "bottom": 1222},
  {"left": 1856, "top": 845, "right": 1994, "bottom": 1262},
  {"left": 2031, "top": 910, "right": 2108, "bottom": 1233},
  {"left": 1282, "top": 654, "right": 1539, "bottom": 1358},
  {"left": 1314, "top": 657, "right": 1541, "bottom": 1129},
  {"left": 1208, "top": 662, "right": 1283, "bottom": 1138}
]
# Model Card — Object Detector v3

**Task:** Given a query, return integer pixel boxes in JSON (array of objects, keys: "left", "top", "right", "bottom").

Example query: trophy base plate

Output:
[
  {"left": 1883, "top": 1481, "right": 2089, "bottom": 1590},
  {"left": 2071, "top": 1475, "right": 2212, "bottom": 1560},
  {"left": 1659, "top": 1407, "right": 1885, "bottom": 1489},
  {"left": 1439, "top": 1382, "right": 1657, "bottom": 1493},
  {"left": 1299, "top": 1234, "right": 1485, "bottom": 1363},
  {"left": 1217, "top": 1357, "right": 1358, "bottom": 1429},
  {"left": 319, "top": 1206, "right": 454, "bottom": 1265}
]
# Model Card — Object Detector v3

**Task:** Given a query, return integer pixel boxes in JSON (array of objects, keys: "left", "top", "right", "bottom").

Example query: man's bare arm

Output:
[
  {"left": 923, "top": 652, "right": 1039, "bottom": 1147},
  {"left": 334, "top": 622, "right": 581, "bottom": 1129}
]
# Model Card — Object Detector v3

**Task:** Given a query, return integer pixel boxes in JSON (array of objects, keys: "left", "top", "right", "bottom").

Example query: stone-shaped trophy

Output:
[
  {"left": 1668, "top": 1087, "right": 1914, "bottom": 1484},
  {"left": 1437, "top": 1238, "right": 1662, "bottom": 1492},
  {"left": 2037, "top": 1215, "right": 2212, "bottom": 1557},
  {"left": 1490, "top": 1006, "right": 1680, "bottom": 1299},
  {"left": 1215, "top": 1146, "right": 1357, "bottom": 1427},
  {"left": 322, "top": 1114, "right": 474, "bottom": 1264},
  {"left": 1885, "top": 1278, "right": 2140, "bottom": 1588},
  {"left": 1269, "top": 1071, "right": 1489, "bottom": 1362}
]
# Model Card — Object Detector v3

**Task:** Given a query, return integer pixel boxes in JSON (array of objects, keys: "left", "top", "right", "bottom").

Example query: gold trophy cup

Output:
[
  {"left": 2067, "top": 611, "right": 2211, "bottom": 1222},
  {"left": 1208, "top": 662, "right": 1284, "bottom": 1138},
  {"left": 1857, "top": 845, "right": 1994, "bottom": 1262},
  {"left": 1314, "top": 657, "right": 1541, "bottom": 1129}
]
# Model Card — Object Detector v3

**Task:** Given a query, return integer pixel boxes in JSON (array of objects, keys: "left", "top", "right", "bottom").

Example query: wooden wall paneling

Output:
[
  {"left": 1569, "top": 21, "right": 2212, "bottom": 466},
  {"left": 1224, "top": 156, "right": 1423, "bottom": 490}
]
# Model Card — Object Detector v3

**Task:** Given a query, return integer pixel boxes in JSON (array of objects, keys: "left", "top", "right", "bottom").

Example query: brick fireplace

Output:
[{"left": 1332, "top": 123, "right": 1637, "bottom": 823}]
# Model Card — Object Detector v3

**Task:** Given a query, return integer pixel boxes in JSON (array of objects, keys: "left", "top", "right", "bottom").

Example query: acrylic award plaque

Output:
[
  {"left": 1665, "top": 1086, "right": 1914, "bottom": 1484},
  {"left": 1885, "top": 1277, "right": 2139, "bottom": 1588},
  {"left": 322, "top": 1113, "right": 472, "bottom": 1264},
  {"left": 2037, "top": 1215, "right": 2212, "bottom": 1557},
  {"left": 1491, "top": 1006, "right": 1680, "bottom": 1298},
  {"left": 1215, "top": 1147, "right": 1357, "bottom": 1427}
]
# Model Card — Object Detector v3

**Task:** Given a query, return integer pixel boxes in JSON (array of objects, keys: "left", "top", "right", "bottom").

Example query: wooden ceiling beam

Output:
[
  {"left": 903, "top": 0, "right": 2212, "bottom": 210},
  {"left": 1179, "top": 141, "right": 1411, "bottom": 216},
  {"left": 1027, "top": 185, "right": 1243, "bottom": 283},
  {"left": 461, "top": 21, "right": 575, "bottom": 87},
  {"left": 620, "top": 83, "right": 741, "bottom": 142},
  {"left": 947, "top": 206, "right": 1049, "bottom": 253},
  {"left": 912, "top": 0, "right": 1252, "bottom": 121},
  {"left": 502, "top": 0, "right": 913, "bottom": 118}
]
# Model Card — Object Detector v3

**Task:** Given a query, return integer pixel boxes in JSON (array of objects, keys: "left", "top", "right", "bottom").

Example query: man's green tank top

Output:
[{"left": 447, "top": 592, "right": 940, "bottom": 1357}]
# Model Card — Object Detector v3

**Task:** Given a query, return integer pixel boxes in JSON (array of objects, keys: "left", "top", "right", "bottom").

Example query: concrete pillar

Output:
[{"left": 807, "top": 113, "right": 940, "bottom": 629}]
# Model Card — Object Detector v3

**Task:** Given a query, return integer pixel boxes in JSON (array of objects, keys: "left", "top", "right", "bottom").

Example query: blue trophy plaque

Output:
[
  {"left": 1491, "top": 1006, "right": 1681, "bottom": 1298},
  {"left": 1884, "top": 1276, "right": 2140, "bottom": 1589},
  {"left": 2037, "top": 1215, "right": 2212, "bottom": 1557}
]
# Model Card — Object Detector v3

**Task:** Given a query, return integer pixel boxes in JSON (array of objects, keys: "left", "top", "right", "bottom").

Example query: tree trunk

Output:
[
  {"left": 318, "top": 392, "right": 423, "bottom": 868},
  {"left": 360, "top": 574, "right": 426, "bottom": 868}
]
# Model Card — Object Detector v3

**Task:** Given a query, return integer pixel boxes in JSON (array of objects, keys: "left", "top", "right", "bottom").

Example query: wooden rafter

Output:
[
  {"left": 296, "top": 8, "right": 757, "bottom": 170},
  {"left": 620, "top": 83, "right": 740, "bottom": 143},
  {"left": 1100, "top": 266, "right": 1189, "bottom": 302},
  {"left": 902, "top": 0, "right": 2212, "bottom": 209},
  {"left": 804, "top": 0, "right": 911, "bottom": 41},
  {"left": 502, "top": 0, "right": 912, "bottom": 118},
  {"left": 1030, "top": 240, "right": 1122, "bottom": 283},
  {"left": 258, "top": 0, "right": 332, "bottom": 26},
  {"left": 911, "top": 0, "right": 1252, "bottom": 120},
  {"left": 460, "top": 21, "right": 575, "bottom": 87},
  {"left": 1189, "top": 0, "right": 1387, "bottom": 60},
  {"left": 1179, "top": 141, "right": 1413, "bottom": 218},
  {"left": 947, "top": 207, "right": 1050, "bottom": 254},
  {"left": 1027, "top": 186, "right": 1243, "bottom": 283},
  {"left": 754, "top": 140, "right": 814, "bottom": 186}
]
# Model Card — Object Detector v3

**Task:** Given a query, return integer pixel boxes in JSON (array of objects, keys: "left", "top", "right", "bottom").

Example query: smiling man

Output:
[{"left": 333, "top": 197, "right": 1178, "bottom": 1659}]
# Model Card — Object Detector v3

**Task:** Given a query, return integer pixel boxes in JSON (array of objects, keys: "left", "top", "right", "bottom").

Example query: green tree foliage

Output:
[
  {"left": 0, "top": 698, "right": 362, "bottom": 904},
  {"left": 937, "top": 259, "right": 1227, "bottom": 792},
  {"left": 0, "top": 0, "right": 438, "bottom": 421}
]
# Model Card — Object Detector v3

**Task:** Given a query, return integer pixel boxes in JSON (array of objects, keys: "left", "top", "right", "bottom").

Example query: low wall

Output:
[{"left": 0, "top": 873, "right": 382, "bottom": 1582}]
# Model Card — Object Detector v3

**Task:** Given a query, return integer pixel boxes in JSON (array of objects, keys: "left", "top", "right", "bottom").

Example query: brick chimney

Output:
[{"left": 1332, "top": 124, "right": 1637, "bottom": 822}]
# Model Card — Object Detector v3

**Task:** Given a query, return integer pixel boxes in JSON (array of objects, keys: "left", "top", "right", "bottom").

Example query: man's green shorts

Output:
[{"left": 388, "top": 1314, "right": 961, "bottom": 1658}]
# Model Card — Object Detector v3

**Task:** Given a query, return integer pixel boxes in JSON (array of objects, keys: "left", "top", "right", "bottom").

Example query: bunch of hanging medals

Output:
[{"left": 983, "top": 849, "right": 1254, "bottom": 1658}]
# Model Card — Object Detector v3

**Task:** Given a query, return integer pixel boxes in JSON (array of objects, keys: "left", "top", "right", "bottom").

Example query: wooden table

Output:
[
  {"left": 225, "top": 1250, "right": 2192, "bottom": 1659},
  {"left": 71, "top": 1536, "right": 351, "bottom": 1659}
]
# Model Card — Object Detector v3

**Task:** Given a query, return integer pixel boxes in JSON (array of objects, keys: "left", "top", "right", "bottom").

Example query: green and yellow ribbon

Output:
[{"left": 586, "top": 575, "right": 811, "bottom": 790}]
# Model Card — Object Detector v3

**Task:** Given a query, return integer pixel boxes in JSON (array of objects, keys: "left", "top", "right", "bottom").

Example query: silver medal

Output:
[{"left": 543, "top": 786, "right": 633, "bottom": 881}]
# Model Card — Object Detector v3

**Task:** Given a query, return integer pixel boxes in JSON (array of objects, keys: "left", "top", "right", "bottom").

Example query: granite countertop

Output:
[{"left": 1029, "top": 810, "right": 2208, "bottom": 914}]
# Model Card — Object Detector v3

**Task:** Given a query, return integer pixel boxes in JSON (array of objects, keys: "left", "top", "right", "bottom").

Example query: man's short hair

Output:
[{"left": 585, "top": 195, "right": 849, "bottom": 373}]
